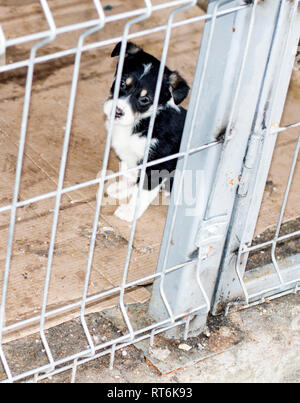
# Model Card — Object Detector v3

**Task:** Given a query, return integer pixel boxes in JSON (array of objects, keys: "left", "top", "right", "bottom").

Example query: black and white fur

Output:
[{"left": 104, "top": 42, "right": 189, "bottom": 222}]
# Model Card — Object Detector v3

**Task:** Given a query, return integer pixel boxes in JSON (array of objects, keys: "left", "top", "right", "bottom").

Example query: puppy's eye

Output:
[
  {"left": 120, "top": 79, "right": 127, "bottom": 90},
  {"left": 139, "top": 96, "right": 151, "bottom": 106}
]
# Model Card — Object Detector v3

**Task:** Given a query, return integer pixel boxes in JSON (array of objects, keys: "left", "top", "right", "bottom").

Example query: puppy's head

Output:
[{"left": 103, "top": 42, "right": 189, "bottom": 126}]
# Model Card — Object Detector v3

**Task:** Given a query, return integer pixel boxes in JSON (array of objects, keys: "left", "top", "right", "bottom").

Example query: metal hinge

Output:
[{"left": 238, "top": 133, "right": 262, "bottom": 197}]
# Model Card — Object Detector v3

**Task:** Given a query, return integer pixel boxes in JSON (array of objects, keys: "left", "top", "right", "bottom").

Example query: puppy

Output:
[{"left": 104, "top": 42, "right": 189, "bottom": 222}]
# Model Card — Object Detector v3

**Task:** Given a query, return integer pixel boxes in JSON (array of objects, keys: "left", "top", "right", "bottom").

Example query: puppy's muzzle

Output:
[
  {"left": 103, "top": 98, "right": 135, "bottom": 126},
  {"left": 115, "top": 106, "right": 124, "bottom": 119}
]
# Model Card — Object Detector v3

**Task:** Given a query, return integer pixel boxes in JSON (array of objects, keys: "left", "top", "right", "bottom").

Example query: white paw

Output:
[
  {"left": 114, "top": 204, "right": 135, "bottom": 222},
  {"left": 106, "top": 181, "right": 134, "bottom": 200}
]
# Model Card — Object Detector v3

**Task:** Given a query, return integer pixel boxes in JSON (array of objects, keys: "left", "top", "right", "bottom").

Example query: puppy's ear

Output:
[
  {"left": 169, "top": 71, "right": 190, "bottom": 105},
  {"left": 111, "top": 42, "right": 142, "bottom": 58}
]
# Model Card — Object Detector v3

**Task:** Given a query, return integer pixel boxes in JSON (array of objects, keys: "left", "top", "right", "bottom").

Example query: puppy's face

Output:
[{"left": 104, "top": 42, "right": 189, "bottom": 127}]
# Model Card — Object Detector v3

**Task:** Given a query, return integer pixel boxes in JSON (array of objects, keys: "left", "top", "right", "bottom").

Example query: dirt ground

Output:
[{"left": 0, "top": 0, "right": 299, "bottom": 382}]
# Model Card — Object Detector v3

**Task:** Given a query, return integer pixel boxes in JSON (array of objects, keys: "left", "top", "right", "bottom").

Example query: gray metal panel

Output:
[{"left": 224, "top": 253, "right": 300, "bottom": 311}]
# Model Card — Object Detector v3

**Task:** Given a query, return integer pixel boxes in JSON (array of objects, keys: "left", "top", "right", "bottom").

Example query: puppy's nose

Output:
[{"left": 115, "top": 106, "right": 124, "bottom": 119}]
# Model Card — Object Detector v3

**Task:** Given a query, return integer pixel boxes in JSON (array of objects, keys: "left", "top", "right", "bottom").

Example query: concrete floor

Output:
[{"left": 70, "top": 292, "right": 300, "bottom": 383}]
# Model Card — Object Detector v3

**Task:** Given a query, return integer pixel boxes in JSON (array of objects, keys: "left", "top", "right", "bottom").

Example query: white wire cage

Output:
[{"left": 0, "top": 0, "right": 299, "bottom": 382}]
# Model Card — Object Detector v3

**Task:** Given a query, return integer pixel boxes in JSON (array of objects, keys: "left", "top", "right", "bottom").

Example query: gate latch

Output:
[{"left": 195, "top": 215, "right": 228, "bottom": 260}]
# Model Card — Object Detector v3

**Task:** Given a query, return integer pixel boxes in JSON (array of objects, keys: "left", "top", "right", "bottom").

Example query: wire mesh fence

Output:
[
  {"left": 0, "top": 0, "right": 299, "bottom": 382},
  {"left": 224, "top": 126, "right": 300, "bottom": 314}
]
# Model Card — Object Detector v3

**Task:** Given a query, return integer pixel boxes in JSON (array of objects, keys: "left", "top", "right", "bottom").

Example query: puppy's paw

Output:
[
  {"left": 107, "top": 181, "right": 134, "bottom": 200},
  {"left": 114, "top": 204, "right": 135, "bottom": 222},
  {"left": 107, "top": 182, "right": 123, "bottom": 199},
  {"left": 162, "top": 189, "right": 171, "bottom": 197}
]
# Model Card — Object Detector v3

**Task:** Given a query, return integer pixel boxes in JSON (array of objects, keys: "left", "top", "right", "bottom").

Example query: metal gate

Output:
[
  {"left": 150, "top": 0, "right": 300, "bottom": 336},
  {"left": 0, "top": 0, "right": 299, "bottom": 382}
]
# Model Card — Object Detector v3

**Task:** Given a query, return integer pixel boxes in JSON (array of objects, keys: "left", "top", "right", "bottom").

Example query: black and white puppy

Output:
[{"left": 104, "top": 42, "right": 189, "bottom": 222}]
